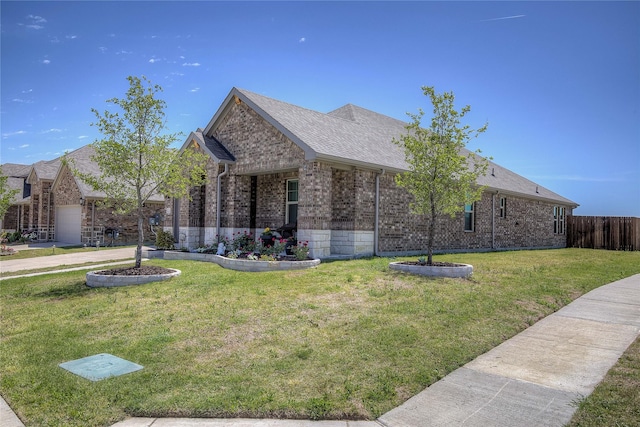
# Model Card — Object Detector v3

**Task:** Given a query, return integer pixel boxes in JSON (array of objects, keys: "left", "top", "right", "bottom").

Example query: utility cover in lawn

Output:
[{"left": 59, "top": 353, "right": 143, "bottom": 381}]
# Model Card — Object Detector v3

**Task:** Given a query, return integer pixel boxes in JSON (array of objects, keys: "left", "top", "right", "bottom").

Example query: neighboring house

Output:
[
  {"left": 1, "top": 145, "right": 165, "bottom": 245},
  {"left": 166, "top": 87, "right": 578, "bottom": 258},
  {"left": 0, "top": 163, "right": 32, "bottom": 232}
]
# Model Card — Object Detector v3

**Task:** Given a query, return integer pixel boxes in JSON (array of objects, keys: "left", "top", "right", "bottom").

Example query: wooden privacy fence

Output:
[{"left": 567, "top": 216, "right": 640, "bottom": 251}]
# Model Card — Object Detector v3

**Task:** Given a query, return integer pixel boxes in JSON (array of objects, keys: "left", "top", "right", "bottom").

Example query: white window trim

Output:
[
  {"left": 554, "top": 206, "right": 566, "bottom": 235},
  {"left": 464, "top": 203, "right": 475, "bottom": 232},
  {"left": 286, "top": 179, "right": 298, "bottom": 224}
]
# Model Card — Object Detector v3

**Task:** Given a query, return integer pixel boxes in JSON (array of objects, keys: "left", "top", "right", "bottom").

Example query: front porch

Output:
[{"left": 171, "top": 162, "right": 378, "bottom": 259}]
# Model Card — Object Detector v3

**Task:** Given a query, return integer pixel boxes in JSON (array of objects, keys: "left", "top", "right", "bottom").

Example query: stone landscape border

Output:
[
  {"left": 86, "top": 269, "right": 181, "bottom": 287},
  {"left": 389, "top": 262, "right": 473, "bottom": 278},
  {"left": 149, "top": 250, "right": 321, "bottom": 272}
]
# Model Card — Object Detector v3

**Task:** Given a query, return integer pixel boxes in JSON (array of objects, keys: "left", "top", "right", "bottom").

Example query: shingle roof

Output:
[
  {"left": 187, "top": 130, "right": 236, "bottom": 163},
  {"left": 29, "top": 158, "right": 61, "bottom": 182},
  {"left": 205, "top": 87, "right": 577, "bottom": 207},
  {"left": 54, "top": 145, "right": 164, "bottom": 202},
  {"left": 0, "top": 163, "right": 31, "bottom": 204}
]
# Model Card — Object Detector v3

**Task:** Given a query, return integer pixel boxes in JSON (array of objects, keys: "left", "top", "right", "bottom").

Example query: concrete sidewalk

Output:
[
  {"left": 0, "top": 246, "right": 141, "bottom": 275},
  {"left": 1, "top": 273, "right": 638, "bottom": 427}
]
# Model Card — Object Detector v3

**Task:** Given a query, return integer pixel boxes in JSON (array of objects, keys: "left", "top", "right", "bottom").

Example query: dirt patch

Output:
[{"left": 396, "top": 261, "right": 466, "bottom": 267}]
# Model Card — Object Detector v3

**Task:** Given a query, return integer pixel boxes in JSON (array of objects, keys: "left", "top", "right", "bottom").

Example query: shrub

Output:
[
  {"left": 292, "top": 241, "right": 310, "bottom": 260},
  {"left": 259, "top": 238, "right": 287, "bottom": 257},
  {"left": 155, "top": 230, "right": 175, "bottom": 250},
  {"left": 229, "top": 231, "right": 256, "bottom": 253}
]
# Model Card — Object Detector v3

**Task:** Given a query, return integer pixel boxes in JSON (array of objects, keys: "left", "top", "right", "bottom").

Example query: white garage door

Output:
[{"left": 56, "top": 205, "right": 82, "bottom": 244}]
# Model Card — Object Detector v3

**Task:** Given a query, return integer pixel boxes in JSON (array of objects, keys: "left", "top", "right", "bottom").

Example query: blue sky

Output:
[{"left": 1, "top": 1, "right": 638, "bottom": 216}]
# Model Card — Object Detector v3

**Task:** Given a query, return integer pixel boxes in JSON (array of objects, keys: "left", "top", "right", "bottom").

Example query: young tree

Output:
[
  {"left": 73, "top": 76, "right": 207, "bottom": 268},
  {"left": 0, "top": 173, "right": 19, "bottom": 218},
  {"left": 393, "top": 86, "right": 489, "bottom": 265}
]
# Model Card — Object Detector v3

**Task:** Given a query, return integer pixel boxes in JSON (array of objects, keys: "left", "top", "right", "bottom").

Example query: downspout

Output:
[
  {"left": 216, "top": 163, "right": 229, "bottom": 241},
  {"left": 46, "top": 189, "right": 51, "bottom": 241},
  {"left": 92, "top": 200, "right": 96, "bottom": 245},
  {"left": 374, "top": 169, "right": 385, "bottom": 256},
  {"left": 492, "top": 192, "right": 497, "bottom": 249}
]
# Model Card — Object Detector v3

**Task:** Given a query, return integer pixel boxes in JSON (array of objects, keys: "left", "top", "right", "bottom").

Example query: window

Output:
[
  {"left": 464, "top": 203, "right": 475, "bottom": 232},
  {"left": 499, "top": 197, "right": 507, "bottom": 218},
  {"left": 554, "top": 206, "right": 565, "bottom": 234},
  {"left": 286, "top": 179, "right": 298, "bottom": 224}
]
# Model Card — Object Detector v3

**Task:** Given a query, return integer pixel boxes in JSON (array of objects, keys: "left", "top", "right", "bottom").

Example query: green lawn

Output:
[
  {"left": 566, "top": 334, "right": 640, "bottom": 427},
  {"left": 1, "top": 248, "right": 638, "bottom": 427}
]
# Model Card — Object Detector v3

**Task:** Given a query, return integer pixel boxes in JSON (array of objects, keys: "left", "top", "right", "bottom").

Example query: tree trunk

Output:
[
  {"left": 427, "top": 195, "right": 437, "bottom": 265},
  {"left": 427, "top": 215, "right": 435, "bottom": 265},
  {"left": 136, "top": 204, "right": 143, "bottom": 268}
]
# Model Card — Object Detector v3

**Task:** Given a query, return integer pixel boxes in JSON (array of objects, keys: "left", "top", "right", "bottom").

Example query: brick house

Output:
[
  {"left": 0, "top": 163, "right": 31, "bottom": 233},
  {"left": 1, "top": 145, "right": 164, "bottom": 245},
  {"left": 167, "top": 88, "right": 578, "bottom": 258}
]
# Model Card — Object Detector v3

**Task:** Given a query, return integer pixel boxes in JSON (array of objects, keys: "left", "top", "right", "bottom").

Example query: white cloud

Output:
[
  {"left": 182, "top": 62, "right": 201, "bottom": 67},
  {"left": 66, "top": 35, "right": 78, "bottom": 39},
  {"left": 190, "top": 88, "right": 200, "bottom": 93},
  {"left": 12, "top": 98, "right": 33, "bottom": 104},
  {"left": 149, "top": 58, "right": 160, "bottom": 63},
  {"left": 22, "top": 89, "right": 33, "bottom": 94},
  {"left": 299, "top": 37, "right": 306, "bottom": 43},
  {"left": 43, "top": 128, "right": 63, "bottom": 133},
  {"left": 98, "top": 47, "right": 108, "bottom": 53},
  {"left": 116, "top": 50, "right": 132, "bottom": 55},
  {"left": 480, "top": 15, "right": 526, "bottom": 22},
  {"left": 78, "top": 135, "right": 89, "bottom": 139},
  {"left": 20, "top": 144, "right": 30, "bottom": 148},
  {"left": 23, "top": 14, "right": 46, "bottom": 30},
  {"left": 42, "top": 59, "right": 51, "bottom": 65},
  {"left": 2, "top": 131, "right": 27, "bottom": 139},
  {"left": 27, "top": 15, "right": 47, "bottom": 23}
]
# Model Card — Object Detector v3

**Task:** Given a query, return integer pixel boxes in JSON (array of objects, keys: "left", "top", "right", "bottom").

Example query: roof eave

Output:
[{"left": 482, "top": 185, "right": 579, "bottom": 208}]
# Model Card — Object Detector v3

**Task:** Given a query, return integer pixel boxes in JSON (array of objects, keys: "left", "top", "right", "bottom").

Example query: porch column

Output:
[{"left": 298, "top": 161, "right": 332, "bottom": 258}]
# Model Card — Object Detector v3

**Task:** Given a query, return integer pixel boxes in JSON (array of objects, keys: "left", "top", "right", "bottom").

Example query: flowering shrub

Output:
[
  {"left": 0, "top": 232, "right": 15, "bottom": 256},
  {"left": 229, "top": 231, "right": 256, "bottom": 253},
  {"left": 292, "top": 241, "right": 310, "bottom": 260},
  {"left": 258, "top": 238, "right": 287, "bottom": 257}
]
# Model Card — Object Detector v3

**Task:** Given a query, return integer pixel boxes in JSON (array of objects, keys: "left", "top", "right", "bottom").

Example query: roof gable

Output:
[
  {"left": 181, "top": 130, "right": 236, "bottom": 163},
  {"left": 52, "top": 144, "right": 164, "bottom": 202}
]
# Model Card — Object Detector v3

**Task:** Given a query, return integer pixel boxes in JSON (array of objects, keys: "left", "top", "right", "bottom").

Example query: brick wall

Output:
[
  {"left": 1, "top": 205, "right": 19, "bottom": 231},
  {"left": 377, "top": 173, "right": 570, "bottom": 253},
  {"left": 214, "top": 99, "right": 305, "bottom": 175}
]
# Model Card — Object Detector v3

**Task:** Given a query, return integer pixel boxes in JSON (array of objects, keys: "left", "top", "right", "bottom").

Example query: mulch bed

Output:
[
  {"left": 397, "top": 261, "right": 465, "bottom": 267},
  {"left": 93, "top": 266, "right": 175, "bottom": 276}
]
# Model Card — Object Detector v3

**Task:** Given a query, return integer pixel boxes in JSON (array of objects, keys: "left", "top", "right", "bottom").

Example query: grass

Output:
[
  {"left": 566, "top": 335, "right": 640, "bottom": 427},
  {"left": 0, "top": 248, "right": 638, "bottom": 427}
]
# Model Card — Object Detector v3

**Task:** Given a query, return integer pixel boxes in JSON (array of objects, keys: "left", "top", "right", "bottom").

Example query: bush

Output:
[
  {"left": 229, "top": 231, "right": 256, "bottom": 253},
  {"left": 155, "top": 230, "right": 175, "bottom": 250}
]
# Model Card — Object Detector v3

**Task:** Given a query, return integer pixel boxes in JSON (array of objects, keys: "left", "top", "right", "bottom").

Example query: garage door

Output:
[{"left": 56, "top": 205, "right": 82, "bottom": 244}]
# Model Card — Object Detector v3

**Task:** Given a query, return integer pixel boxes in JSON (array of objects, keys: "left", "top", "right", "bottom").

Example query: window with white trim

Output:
[
  {"left": 499, "top": 196, "right": 507, "bottom": 218},
  {"left": 464, "top": 203, "right": 475, "bottom": 232},
  {"left": 286, "top": 179, "right": 298, "bottom": 224},
  {"left": 554, "top": 206, "right": 565, "bottom": 234}
]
